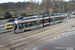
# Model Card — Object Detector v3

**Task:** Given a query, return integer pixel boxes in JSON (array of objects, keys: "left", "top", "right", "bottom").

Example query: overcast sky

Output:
[{"left": 0, "top": 0, "right": 69, "bottom": 3}]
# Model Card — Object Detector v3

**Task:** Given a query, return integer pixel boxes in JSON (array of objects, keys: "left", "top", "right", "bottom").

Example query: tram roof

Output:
[{"left": 15, "top": 15, "right": 63, "bottom": 24}]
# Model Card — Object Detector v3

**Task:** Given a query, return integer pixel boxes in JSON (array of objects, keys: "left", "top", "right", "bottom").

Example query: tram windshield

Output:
[{"left": 13, "top": 24, "right": 17, "bottom": 31}]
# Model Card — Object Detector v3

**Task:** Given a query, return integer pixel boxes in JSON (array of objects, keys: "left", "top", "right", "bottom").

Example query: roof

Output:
[{"left": 5, "top": 23, "right": 13, "bottom": 25}]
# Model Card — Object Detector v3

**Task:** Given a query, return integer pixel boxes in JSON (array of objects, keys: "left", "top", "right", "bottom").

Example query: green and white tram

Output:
[{"left": 13, "top": 16, "right": 63, "bottom": 33}]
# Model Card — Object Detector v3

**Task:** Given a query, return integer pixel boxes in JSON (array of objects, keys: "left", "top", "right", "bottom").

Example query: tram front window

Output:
[{"left": 13, "top": 24, "right": 17, "bottom": 31}]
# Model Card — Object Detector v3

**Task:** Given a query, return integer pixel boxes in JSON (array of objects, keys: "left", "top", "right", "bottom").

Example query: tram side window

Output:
[
  {"left": 50, "top": 18, "right": 53, "bottom": 22},
  {"left": 55, "top": 18, "right": 58, "bottom": 21},
  {"left": 32, "top": 21, "right": 36, "bottom": 26},
  {"left": 59, "top": 17, "right": 61, "bottom": 20},
  {"left": 53, "top": 18, "right": 56, "bottom": 21},
  {"left": 61, "top": 17, "right": 63, "bottom": 20},
  {"left": 60, "top": 17, "right": 61, "bottom": 20},
  {"left": 60, "top": 17, "right": 62, "bottom": 20},
  {"left": 58, "top": 17, "right": 60, "bottom": 20},
  {"left": 58, "top": 17, "right": 61, "bottom": 20},
  {"left": 27, "top": 22, "right": 32, "bottom": 27},
  {"left": 19, "top": 24, "right": 22, "bottom": 29},
  {"left": 22, "top": 23, "right": 26, "bottom": 28},
  {"left": 44, "top": 19, "right": 49, "bottom": 22},
  {"left": 40, "top": 20, "right": 43, "bottom": 24}
]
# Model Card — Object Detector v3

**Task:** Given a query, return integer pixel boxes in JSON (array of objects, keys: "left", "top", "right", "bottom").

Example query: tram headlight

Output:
[{"left": 15, "top": 21, "right": 18, "bottom": 24}]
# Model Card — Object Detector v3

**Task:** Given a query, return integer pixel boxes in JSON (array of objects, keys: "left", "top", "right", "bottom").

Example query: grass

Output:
[
  {"left": 0, "top": 16, "right": 4, "bottom": 18},
  {"left": 0, "top": 13, "right": 32, "bottom": 20},
  {"left": 12, "top": 15, "right": 20, "bottom": 17},
  {"left": 0, "top": 15, "right": 19, "bottom": 19},
  {"left": 0, "top": 9, "right": 42, "bottom": 20},
  {"left": 0, "top": 13, "right": 42, "bottom": 20},
  {"left": 0, "top": 15, "right": 19, "bottom": 20}
]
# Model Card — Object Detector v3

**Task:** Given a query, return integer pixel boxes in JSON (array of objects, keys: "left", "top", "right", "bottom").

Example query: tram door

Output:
[
  {"left": 44, "top": 19, "right": 49, "bottom": 26},
  {"left": 18, "top": 24, "right": 23, "bottom": 32},
  {"left": 36, "top": 21, "right": 40, "bottom": 28}
]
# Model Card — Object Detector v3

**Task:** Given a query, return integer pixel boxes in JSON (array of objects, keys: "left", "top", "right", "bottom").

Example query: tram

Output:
[{"left": 13, "top": 15, "right": 63, "bottom": 33}]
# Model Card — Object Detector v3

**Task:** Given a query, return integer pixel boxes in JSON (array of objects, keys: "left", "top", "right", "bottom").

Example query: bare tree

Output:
[
  {"left": 30, "top": 0, "right": 33, "bottom": 14},
  {"left": 0, "top": 4, "right": 2, "bottom": 10},
  {"left": 44, "top": 0, "right": 51, "bottom": 14},
  {"left": 41, "top": 0, "right": 45, "bottom": 11}
]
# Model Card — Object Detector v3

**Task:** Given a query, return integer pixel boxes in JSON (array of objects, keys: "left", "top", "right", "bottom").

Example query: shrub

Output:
[
  {"left": 4, "top": 11, "right": 12, "bottom": 18},
  {"left": 21, "top": 13, "right": 26, "bottom": 17}
]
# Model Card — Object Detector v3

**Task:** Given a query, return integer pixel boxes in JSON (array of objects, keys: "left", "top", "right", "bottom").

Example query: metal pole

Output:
[
  {"left": 61, "top": 5, "right": 62, "bottom": 15},
  {"left": 42, "top": 12, "right": 44, "bottom": 27},
  {"left": 68, "top": 5, "right": 70, "bottom": 18},
  {"left": 30, "top": 0, "right": 33, "bottom": 15},
  {"left": 26, "top": 2, "right": 27, "bottom": 18},
  {"left": 49, "top": 9, "right": 51, "bottom": 25},
  {"left": 49, "top": 15, "right": 50, "bottom": 25},
  {"left": 60, "top": 5, "right": 62, "bottom": 15},
  {"left": 63, "top": 5, "right": 64, "bottom": 13}
]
